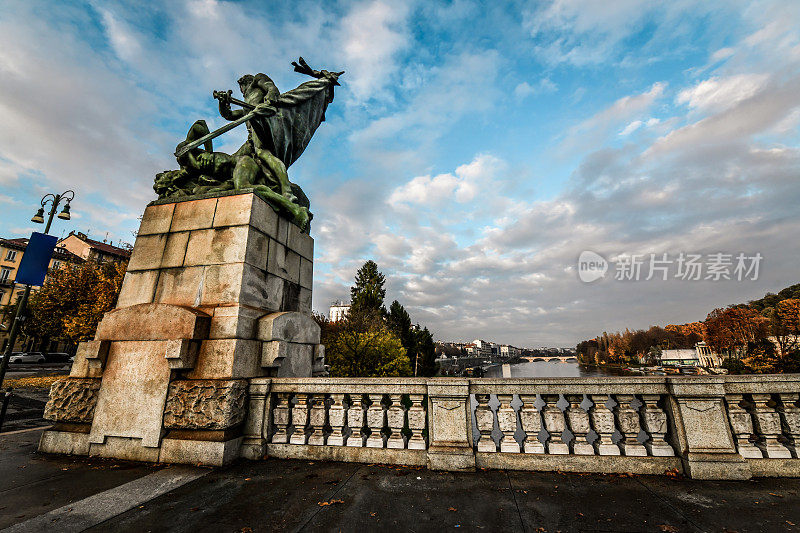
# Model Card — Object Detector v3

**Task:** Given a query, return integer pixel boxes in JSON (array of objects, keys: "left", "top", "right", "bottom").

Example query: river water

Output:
[{"left": 482, "top": 360, "right": 627, "bottom": 378}]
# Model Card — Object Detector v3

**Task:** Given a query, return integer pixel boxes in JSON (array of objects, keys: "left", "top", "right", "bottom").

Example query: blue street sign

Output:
[{"left": 16, "top": 232, "right": 58, "bottom": 286}]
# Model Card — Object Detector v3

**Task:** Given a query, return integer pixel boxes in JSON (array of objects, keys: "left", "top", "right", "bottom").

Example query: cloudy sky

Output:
[{"left": 1, "top": 0, "right": 799, "bottom": 347}]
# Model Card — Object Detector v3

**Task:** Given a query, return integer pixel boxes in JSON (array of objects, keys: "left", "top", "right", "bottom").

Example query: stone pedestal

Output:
[
  {"left": 668, "top": 378, "right": 750, "bottom": 480},
  {"left": 39, "top": 191, "right": 324, "bottom": 465},
  {"left": 426, "top": 379, "right": 476, "bottom": 471}
]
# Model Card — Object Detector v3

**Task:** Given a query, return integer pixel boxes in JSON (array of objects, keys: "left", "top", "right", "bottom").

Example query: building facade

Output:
[
  {"left": 329, "top": 302, "right": 350, "bottom": 322},
  {"left": 0, "top": 237, "right": 83, "bottom": 352}
]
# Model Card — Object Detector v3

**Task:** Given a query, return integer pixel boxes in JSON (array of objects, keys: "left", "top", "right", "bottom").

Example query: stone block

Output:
[
  {"left": 261, "top": 340, "right": 287, "bottom": 367},
  {"left": 184, "top": 226, "right": 255, "bottom": 267},
  {"left": 154, "top": 266, "right": 205, "bottom": 307},
  {"left": 257, "top": 312, "right": 321, "bottom": 344},
  {"left": 163, "top": 380, "right": 247, "bottom": 429},
  {"left": 138, "top": 203, "right": 174, "bottom": 235},
  {"left": 89, "top": 436, "right": 161, "bottom": 462},
  {"left": 88, "top": 341, "right": 172, "bottom": 449},
  {"left": 159, "top": 437, "right": 243, "bottom": 466},
  {"left": 298, "top": 287, "right": 312, "bottom": 314},
  {"left": 170, "top": 198, "right": 217, "bottom": 232},
  {"left": 283, "top": 250, "right": 301, "bottom": 284},
  {"left": 251, "top": 196, "right": 279, "bottom": 238},
  {"left": 244, "top": 228, "right": 269, "bottom": 270},
  {"left": 161, "top": 231, "right": 190, "bottom": 268},
  {"left": 287, "top": 223, "right": 314, "bottom": 260},
  {"left": 209, "top": 307, "right": 259, "bottom": 339},
  {"left": 276, "top": 216, "right": 290, "bottom": 245},
  {"left": 201, "top": 263, "right": 244, "bottom": 306},
  {"left": 299, "top": 258, "right": 313, "bottom": 290},
  {"left": 266, "top": 239, "right": 287, "bottom": 277},
  {"left": 95, "top": 304, "right": 210, "bottom": 341},
  {"left": 43, "top": 378, "right": 101, "bottom": 423},
  {"left": 164, "top": 339, "right": 200, "bottom": 369},
  {"left": 127, "top": 234, "right": 168, "bottom": 271},
  {"left": 213, "top": 193, "right": 255, "bottom": 227},
  {"left": 39, "top": 430, "right": 90, "bottom": 456},
  {"left": 277, "top": 343, "right": 313, "bottom": 377},
  {"left": 240, "top": 265, "right": 284, "bottom": 310},
  {"left": 116, "top": 270, "right": 159, "bottom": 308},
  {"left": 186, "top": 339, "right": 261, "bottom": 379}
]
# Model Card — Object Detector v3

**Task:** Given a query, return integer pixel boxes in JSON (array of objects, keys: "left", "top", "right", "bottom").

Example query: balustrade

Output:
[{"left": 250, "top": 375, "right": 800, "bottom": 480}]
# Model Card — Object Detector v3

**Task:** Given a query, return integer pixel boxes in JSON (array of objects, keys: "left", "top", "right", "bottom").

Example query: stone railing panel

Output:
[{"left": 238, "top": 375, "right": 800, "bottom": 479}]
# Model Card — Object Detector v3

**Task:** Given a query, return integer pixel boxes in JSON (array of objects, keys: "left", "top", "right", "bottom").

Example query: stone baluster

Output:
[
  {"left": 639, "top": 394, "right": 674, "bottom": 457},
  {"left": 289, "top": 393, "right": 309, "bottom": 445},
  {"left": 614, "top": 394, "right": 646, "bottom": 456},
  {"left": 346, "top": 393, "right": 365, "bottom": 447},
  {"left": 589, "top": 394, "right": 620, "bottom": 455},
  {"left": 271, "top": 392, "right": 291, "bottom": 444},
  {"left": 497, "top": 394, "right": 520, "bottom": 453},
  {"left": 386, "top": 394, "right": 406, "bottom": 449},
  {"left": 407, "top": 394, "right": 427, "bottom": 450},
  {"left": 307, "top": 394, "right": 327, "bottom": 445},
  {"left": 751, "top": 393, "right": 791, "bottom": 458},
  {"left": 474, "top": 394, "right": 496, "bottom": 452},
  {"left": 565, "top": 394, "right": 593, "bottom": 455},
  {"left": 327, "top": 393, "right": 346, "bottom": 446},
  {"left": 777, "top": 393, "right": 800, "bottom": 457},
  {"left": 541, "top": 394, "right": 569, "bottom": 454},
  {"left": 366, "top": 393, "right": 385, "bottom": 448},
  {"left": 519, "top": 394, "right": 544, "bottom": 454},
  {"left": 725, "top": 394, "right": 761, "bottom": 458}
]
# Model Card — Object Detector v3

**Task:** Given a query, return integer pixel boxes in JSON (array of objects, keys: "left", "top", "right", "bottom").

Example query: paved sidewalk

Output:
[{"left": 2, "top": 429, "right": 800, "bottom": 532}]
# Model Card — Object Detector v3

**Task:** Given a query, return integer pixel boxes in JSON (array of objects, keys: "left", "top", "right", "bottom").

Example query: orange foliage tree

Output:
[
  {"left": 25, "top": 260, "right": 127, "bottom": 344},
  {"left": 704, "top": 307, "right": 768, "bottom": 357}
]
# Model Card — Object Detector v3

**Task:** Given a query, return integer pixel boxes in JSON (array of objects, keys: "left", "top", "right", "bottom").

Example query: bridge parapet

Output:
[{"left": 241, "top": 375, "right": 800, "bottom": 479}]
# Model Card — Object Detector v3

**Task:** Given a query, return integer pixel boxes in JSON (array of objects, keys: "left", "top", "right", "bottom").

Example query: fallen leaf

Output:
[
  {"left": 370, "top": 512, "right": 377, "bottom": 517},
  {"left": 318, "top": 499, "right": 344, "bottom": 506},
  {"left": 244, "top": 478, "right": 252, "bottom": 481},
  {"left": 449, "top": 507, "right": 457, "bottom": 512},
  {"left": 190, "top": 507, "right": 200, "bottom": 512},
  {"left": 657, "top": 525, "right": 678, "bottom": 532},
  {"left": 769, "top": 493, "right": 783, "bottom": 498}
]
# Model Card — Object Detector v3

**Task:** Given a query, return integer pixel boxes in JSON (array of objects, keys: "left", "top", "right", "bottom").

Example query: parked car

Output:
[
  {"left": 44, "top": 352, "right": 71, "bottom": 363},
  {"left": 8, "top": 352, "right": 46, "bottom": 364}
]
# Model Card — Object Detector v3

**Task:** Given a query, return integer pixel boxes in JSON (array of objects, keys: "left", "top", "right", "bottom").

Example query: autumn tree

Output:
[
  {"left": 25, "top": 260, "right": 127, "bottom": 345},
  {"left": 326, "top": 325, "right": 412, "bottom": 377},
  {"left": 704, "top": 307, "right": 768, "bottom": 358}
]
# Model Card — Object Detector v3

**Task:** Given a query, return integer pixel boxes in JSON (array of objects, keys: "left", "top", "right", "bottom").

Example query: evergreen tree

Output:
[
  {"left": 350, "top": 260, "right": 386, "bottom": 316},
  {"left": 414, "top": 325, "right": 438, "bottom": 377},
  {"left": 386, "top": 299, "right": 414, "bottom": 354}
]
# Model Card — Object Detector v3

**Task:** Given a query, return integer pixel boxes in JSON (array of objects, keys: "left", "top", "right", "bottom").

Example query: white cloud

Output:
[
  {"left": 619, "top": 120, "right": 642, "bottom": 136},
  {"left": 388, "top": 154, "right": 504, "bottom": 207},
  {"left": 338, "top": 0, "right": 411, "bottom": 103},
  {"left": 514, "top": 78, "right": 557, "bottom": 100},
  {"left": 676, "top": 73, "right": 770, "bottom": 113}
]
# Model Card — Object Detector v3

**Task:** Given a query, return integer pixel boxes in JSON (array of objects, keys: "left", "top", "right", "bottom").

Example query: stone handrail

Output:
[{"left": 241, "top": 375, "right": 800, "bottom": 479}]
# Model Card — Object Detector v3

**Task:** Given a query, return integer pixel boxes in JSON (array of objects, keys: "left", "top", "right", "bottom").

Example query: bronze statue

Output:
[{"left": 154, "top": 58, "right": 343, "bottom": 232}]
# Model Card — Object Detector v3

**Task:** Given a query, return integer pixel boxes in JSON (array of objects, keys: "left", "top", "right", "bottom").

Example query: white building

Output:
[
  {"left": 500, "top": 345, "right": 520, "bottom": 358},
  {"left": 329, "top": 301, "right": 350, "bottom": 322},
  {"left": 659, "top": 342, "right": 720, "bottom": 367}
]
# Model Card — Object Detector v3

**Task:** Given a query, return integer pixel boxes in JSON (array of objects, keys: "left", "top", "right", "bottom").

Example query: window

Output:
[
  {"left": 4, "top": 250, "right": 17, "bottom": 261},
  {"left": 52, "top": 260, "right": 61, "bottom": 269},
  {"left": 0, "top": 267, "right": 11, "bottom": 282}
]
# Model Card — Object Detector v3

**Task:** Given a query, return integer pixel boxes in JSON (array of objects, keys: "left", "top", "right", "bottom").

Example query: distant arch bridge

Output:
[{"left": 521, "top": 356, "right": 578, "bottom": 363}]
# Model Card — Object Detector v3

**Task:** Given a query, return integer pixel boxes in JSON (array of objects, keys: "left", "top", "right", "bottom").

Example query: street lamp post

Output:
[{"left": 0, "top": 191, "right": 74, "bottom": 399}]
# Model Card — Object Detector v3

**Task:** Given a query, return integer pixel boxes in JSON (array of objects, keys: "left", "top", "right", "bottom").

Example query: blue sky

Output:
[{"left": 1, "top": 0, "right": 799, "bottom": 346}]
